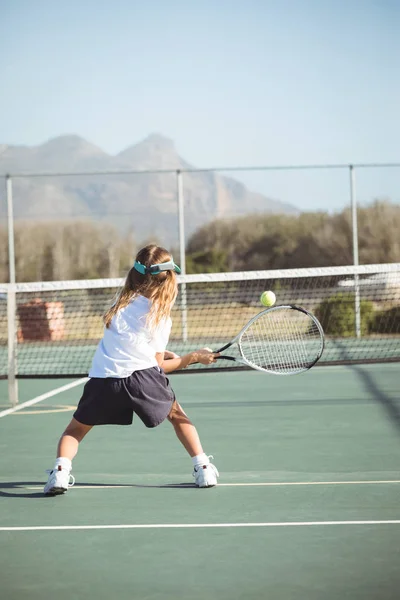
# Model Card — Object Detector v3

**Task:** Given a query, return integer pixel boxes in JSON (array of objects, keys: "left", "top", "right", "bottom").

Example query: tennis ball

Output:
[{"left": 260, "top": 290, "right": 276, "bottom": 307}]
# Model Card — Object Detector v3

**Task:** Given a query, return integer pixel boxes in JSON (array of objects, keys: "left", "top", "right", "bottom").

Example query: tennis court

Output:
[{"left": 1, "top": 362, "right": 399, "bottom": 599}]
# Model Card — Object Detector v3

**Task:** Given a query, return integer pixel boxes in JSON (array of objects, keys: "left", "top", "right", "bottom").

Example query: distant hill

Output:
[{"left": 0, "top": 134, "right": 299, "bottom": 245}]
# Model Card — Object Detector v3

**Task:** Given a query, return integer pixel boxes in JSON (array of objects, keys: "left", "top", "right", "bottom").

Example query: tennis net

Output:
[{"left": 1, "top": 263, "right": 399, "bottom": 379}]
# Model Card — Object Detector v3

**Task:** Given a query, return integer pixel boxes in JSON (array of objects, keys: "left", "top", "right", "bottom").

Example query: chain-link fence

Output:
[{"left": 1, "top": 162, "right": 399, "bottom": 284}]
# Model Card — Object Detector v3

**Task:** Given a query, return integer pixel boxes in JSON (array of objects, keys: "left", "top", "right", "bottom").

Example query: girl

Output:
[{"left": 44, "top": 245, "right": 219, "bottom": 495}]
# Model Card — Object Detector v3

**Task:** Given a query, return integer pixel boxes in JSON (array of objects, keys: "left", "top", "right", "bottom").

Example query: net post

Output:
[
  {"left": 6, "top": 175, "right": 18, "bottom": 405},
  {"left": 349, "top": 165, "right": 361, "bottom": 338},
  {"left": 7, "top": 284, "right": 18, "bottom": 406},
  {"left": 177, "top": 170, "right": 188, "bottom": 342},
  {"left": 6, "top": 175, "right": 16, "bottom": 285}
]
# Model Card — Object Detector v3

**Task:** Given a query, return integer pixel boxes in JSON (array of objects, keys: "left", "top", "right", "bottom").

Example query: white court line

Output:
[
  {"left": 218, "top": 480, "right": 400, "bottom": 487},
  {"left": 23, "top": 479, "right": 400, "bottom": 490},
  {"left": 2, "top": 520, "right": 400, "bottom": 532},
  {"left": 0, "top": 378, "right": 88, "bottom": 418}
]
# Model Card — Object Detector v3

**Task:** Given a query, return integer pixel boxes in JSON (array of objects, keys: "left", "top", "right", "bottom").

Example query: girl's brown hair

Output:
[{"left": 104, "top": 245, "right": 178, "bottom": 330}]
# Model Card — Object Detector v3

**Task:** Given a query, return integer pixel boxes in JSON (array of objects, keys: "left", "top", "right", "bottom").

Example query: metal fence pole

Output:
[
  {"left": 349, "top": 166, "right": 361, "bottom": 338},
  {"left": 6, "top": 175, "right": 18, "bottom": 405},
  {"left": 177, "top": 170, "right": 188, "bottom": 342}
]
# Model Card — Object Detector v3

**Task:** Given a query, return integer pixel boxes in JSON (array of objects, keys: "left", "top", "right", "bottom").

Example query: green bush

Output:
[
  {"left": 370, "top": 306, "right": 400, "bottom": 334},
  {"left": 315, "top": 294, "right": 375, "bottom": 337}
]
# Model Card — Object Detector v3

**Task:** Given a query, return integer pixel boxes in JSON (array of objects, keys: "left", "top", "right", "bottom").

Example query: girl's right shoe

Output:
[{"left": 43, "top": 466, "right": 75, "bottom": 495}]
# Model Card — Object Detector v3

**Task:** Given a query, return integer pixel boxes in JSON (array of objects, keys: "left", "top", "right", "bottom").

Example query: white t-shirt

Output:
[{"left": 89, "top": 295, "right": 172, "bottom": 378}]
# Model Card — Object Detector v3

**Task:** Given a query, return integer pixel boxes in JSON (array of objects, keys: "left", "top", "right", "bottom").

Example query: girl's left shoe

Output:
[{"left": 193, "top": 460, "right": 219, "bottom": 488}]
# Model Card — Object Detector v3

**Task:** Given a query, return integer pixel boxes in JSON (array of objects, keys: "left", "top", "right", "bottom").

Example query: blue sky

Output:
[{"left": 1, "top": 0, "right": 399, "bottom": 211}]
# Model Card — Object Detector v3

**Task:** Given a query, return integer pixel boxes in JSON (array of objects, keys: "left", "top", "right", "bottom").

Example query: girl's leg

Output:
[
  {"left": 167, "top": 401, "right": 203, "bottom": 457},
  {"left": 167, "top": 400, "right": 219, "bottom": 488},
  {"left": 57, "top": 417, "right": 93, "bottom": 460},
  {"left": 44, "top": 418, "right": 92, "bottom": 495}
]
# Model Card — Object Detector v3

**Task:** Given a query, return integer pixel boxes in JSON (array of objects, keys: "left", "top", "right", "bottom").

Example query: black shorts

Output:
[{"left": 73, "top": 367, "right": 175, "bottom": 428}]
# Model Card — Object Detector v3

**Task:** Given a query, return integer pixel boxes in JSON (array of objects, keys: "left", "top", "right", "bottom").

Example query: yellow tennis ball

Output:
[{"left": 260, "top": 290, "right": 276, "bottom": 307}]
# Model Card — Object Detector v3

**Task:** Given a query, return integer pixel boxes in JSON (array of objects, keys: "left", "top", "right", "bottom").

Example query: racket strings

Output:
[{"left": 239, "top": 308, "right": 323, "bottom": 374}]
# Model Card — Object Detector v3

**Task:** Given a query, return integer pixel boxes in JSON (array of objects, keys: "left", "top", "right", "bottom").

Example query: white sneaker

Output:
[
  {"left": 43, "top": 466, "right": 75, "bottom": 496},
  {"left": 193, "top": 457, "right": 219, "bottom": 488}
]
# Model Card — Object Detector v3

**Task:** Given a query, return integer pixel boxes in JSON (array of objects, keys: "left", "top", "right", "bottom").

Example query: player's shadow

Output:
[
  {"left": 0, "top": 482, "right": 45, "bottom": 498},
  {"left": 0, "top": 481, "right": 196, "bottom": 498},
  {"left": 335, "top": 341, "right": 400, "bottom": 436}
]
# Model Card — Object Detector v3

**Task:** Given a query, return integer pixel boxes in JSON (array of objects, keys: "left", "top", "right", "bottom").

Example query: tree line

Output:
[
  {"left": 186, "top": 200, "right": 400, "bottom": 273},
  {"left": 0, "top": 200, "right": 398, "bottom": 282},
  {"left": 0, "top": 221, "right": 136, "bottom": 282}
]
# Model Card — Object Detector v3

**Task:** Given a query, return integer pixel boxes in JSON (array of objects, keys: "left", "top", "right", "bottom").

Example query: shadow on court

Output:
[
  {"left": 336, "top": 342, "right": 400, "bottom": 435},
  {"left": 0, "top": 481, "right": 197, "bottom": 498}
]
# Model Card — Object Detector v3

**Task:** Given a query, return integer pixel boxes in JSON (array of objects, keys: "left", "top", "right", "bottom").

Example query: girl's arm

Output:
[
  {"left": 163, "top": 350, "right": 180, "bottom": 360},
  {"left": 156, "top": 348, "right": 219, "bottom": 373}
]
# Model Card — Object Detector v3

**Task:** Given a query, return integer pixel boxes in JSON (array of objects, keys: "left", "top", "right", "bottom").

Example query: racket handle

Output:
[
  {"left": 215, "top": 342, "right": 232, "bottom": 353},
  {"left": 215, "top": 355, "right": 236, "bottom": 361}
]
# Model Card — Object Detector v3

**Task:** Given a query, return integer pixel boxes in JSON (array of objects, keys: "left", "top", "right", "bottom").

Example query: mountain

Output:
[
  {"left": 0, "top": 134, "right": 298, "bottom": 245},
  {"left": 0, "top": 135, "right": 110, "bottom": 172}
]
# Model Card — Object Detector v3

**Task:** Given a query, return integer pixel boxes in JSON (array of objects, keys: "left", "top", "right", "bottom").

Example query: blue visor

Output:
[{"left": 134, "top": 258, "right": 181, "bottom": 275}]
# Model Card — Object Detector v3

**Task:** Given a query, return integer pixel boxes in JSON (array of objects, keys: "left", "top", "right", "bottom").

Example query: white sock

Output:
[
  {"left": 54, "top": 457, "right": 72, "bottom": 471},
  {"left": 192, "top": 453, "right": 210, "bottom": 467}
]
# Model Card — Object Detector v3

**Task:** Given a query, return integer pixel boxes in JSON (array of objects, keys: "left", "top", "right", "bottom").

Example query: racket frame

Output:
[{"left": 215, "top": 304, "right": 325, "bottom": 375}]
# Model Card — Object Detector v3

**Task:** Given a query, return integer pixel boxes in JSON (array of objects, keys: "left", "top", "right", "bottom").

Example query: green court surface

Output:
[{"left": 1, "top": 364, "right": 400, "bottom": 599}]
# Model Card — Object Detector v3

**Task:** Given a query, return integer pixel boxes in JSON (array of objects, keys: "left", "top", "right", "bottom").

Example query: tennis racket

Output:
[{"left": 215, "top": 305, "right": 324, "bottom": 375}]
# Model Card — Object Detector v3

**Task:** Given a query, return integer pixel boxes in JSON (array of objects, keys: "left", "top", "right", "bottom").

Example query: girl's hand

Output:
[{"left": 192, "top": 348, "right": 220, "bottom": 365}]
